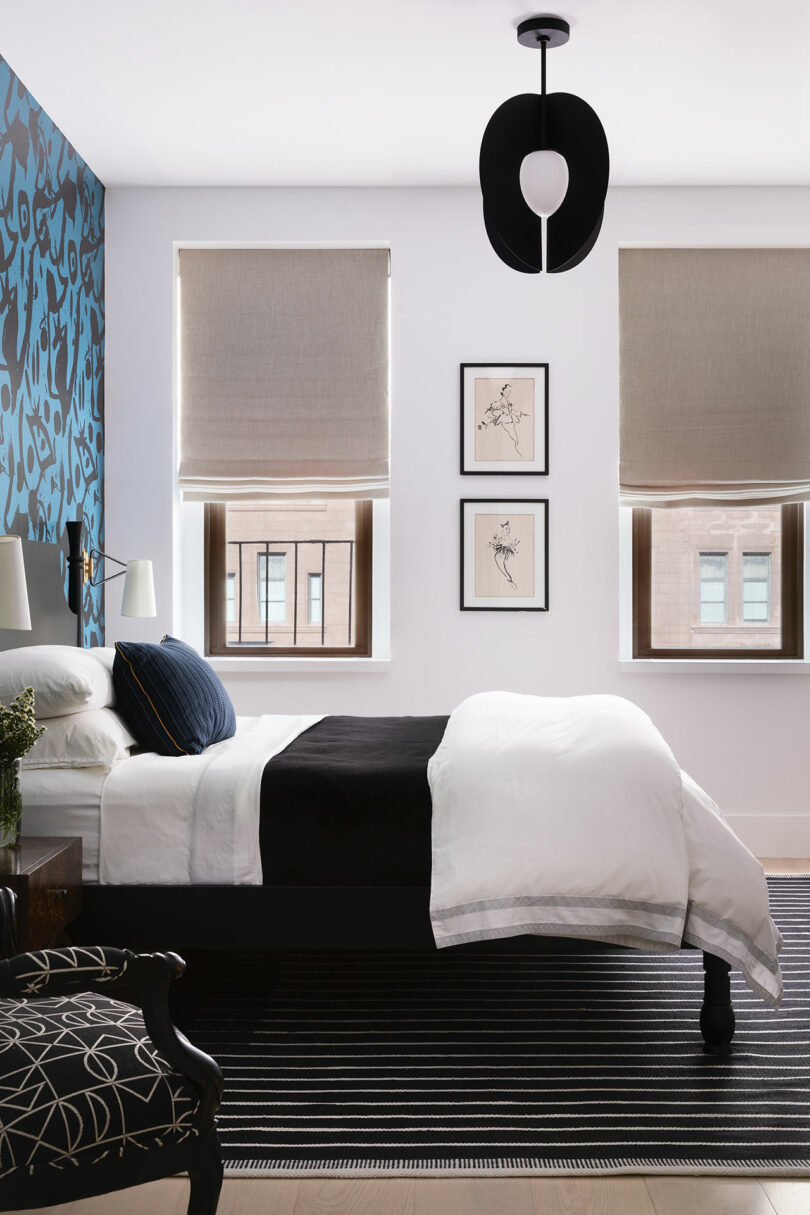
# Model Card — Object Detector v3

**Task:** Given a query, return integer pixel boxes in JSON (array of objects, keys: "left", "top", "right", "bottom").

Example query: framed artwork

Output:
[
  {"left": 460, "top": 363, "right": 549, "bottom": 475},
  {"left": 460, "top": 499, "right": 549, "bottom": 612}
]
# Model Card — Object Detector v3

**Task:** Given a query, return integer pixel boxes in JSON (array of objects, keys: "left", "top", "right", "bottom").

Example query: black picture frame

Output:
[
  {"left": 460, "top": 498, "right": 549, "bottom": 612},
  {"left": 460, "top": 363, "right": 549, "bottom": 475}
]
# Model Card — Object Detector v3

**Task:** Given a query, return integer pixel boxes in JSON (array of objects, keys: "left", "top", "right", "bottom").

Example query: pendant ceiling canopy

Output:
[{"left": 479, "top": 16, "right": 610, "bottom": 274}]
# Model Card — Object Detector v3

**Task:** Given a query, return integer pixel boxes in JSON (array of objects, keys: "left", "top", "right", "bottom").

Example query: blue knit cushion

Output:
[{"left": 112, "top": 636, "right": 236, "bottom": 757}]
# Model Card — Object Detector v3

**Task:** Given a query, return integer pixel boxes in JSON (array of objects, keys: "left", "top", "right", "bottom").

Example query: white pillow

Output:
[
  {"left": 0, "top": 645, "right": 116, "bottom": 718},
  {"left": 21, "top": 708, "right": 136, "bottom": 770}
]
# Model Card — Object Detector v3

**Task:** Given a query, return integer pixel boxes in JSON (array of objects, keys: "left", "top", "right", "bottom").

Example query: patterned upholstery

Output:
[
  {"left": 0, "top": 987, "right": 200, "bottom": 1180},
  {"left": 0, "top": 945, "right": 129, "bottom": 997}
]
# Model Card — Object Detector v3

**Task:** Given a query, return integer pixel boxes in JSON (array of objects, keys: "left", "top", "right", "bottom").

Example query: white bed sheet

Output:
[
  {"left": 99, "top": 714, "right": 321, "bottom": 884},
  {"left": 20, "top": 765, "right": 107, "bottom": 882}
]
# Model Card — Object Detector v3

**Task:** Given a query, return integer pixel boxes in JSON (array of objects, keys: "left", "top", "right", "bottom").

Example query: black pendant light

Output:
[{"left": 480, "top": 15, "right": 609, "bottom": 274}]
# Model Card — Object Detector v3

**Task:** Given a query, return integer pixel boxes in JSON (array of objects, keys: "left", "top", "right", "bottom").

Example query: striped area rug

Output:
[{"left": 182, "top": 876, "right": 810, "bottom": 1177}]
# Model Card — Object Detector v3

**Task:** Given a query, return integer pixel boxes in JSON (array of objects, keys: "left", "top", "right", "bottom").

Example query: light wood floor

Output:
[
  {"left": 9, "top": 860, "right": 809, "bottom": 1215},
  {"left": 13, "top": 1176, "right": 810, "bottom": 1215}
]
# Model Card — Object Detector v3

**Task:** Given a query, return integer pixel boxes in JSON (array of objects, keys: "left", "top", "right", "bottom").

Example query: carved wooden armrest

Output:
[{"left": 128, "top": 950, "right": 224, "bottom": 1124}]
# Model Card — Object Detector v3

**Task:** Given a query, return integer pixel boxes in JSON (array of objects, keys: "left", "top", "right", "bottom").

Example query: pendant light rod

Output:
[{"left": 540, "top": 37, "right": 548, "bottom": 146}]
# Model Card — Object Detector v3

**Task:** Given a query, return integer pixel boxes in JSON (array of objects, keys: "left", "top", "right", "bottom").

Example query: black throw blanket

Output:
[{"left": 259, "top": 715, "right": 448, "bottom": 887}]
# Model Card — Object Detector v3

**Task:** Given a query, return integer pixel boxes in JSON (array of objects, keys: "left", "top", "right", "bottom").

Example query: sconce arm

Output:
[{"left": 88, "top": 549, "right": 127, "bottom": 588}]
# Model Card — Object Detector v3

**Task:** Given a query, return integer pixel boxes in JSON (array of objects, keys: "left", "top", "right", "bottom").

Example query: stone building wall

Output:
[
  {"left": 650, "top": 507, "right": 782, "bottom": 650},
  {"left": 225, "top": 501, "right": 356, "bottom": 647}
]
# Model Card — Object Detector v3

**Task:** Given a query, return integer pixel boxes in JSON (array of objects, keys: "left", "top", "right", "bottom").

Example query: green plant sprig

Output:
[{"left": 0, "top": 687, "right": 45, "bottom": 766}]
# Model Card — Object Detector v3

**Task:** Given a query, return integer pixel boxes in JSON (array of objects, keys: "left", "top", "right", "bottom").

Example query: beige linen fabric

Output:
[
  {"left": 619, "top": 248, "right": 810, "bottom": 506},
  {"left": 178, "top": 248, "right": 389, "bottom": 501}
]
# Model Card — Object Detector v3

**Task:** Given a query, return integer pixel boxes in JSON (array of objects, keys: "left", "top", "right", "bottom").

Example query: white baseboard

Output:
[{"left": 726, "top": 815, "right": 810, "bottom": 859}]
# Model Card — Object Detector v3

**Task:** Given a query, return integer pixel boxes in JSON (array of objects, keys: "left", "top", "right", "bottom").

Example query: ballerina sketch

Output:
[
  {"left": 488, "top": 520, "right": 520, "bottom": 590},
  {"left": 477, "top": 383, "right": 531, "bottom": 458}
]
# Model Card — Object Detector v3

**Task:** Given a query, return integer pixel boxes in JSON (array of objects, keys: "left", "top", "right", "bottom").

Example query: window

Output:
[
  {"left": 620, "top": 249, "right": 809, "bottom": 661},
  {"left": 742, "top": 553, "right": 770, "bottom": 623},
  {"left": 226, "top": 573, "right": 236, "bottom": 624},
  {"left": 699, "top": 554, "right": 727, "bottom": 624},
  {"left": 632, "top": 505, "right": 803, "bottom": 658},
  {"left": 180, "top": 246, "right": 389, "bottom": 660},
  {"left": 257, "top": 554, "right": 286, "bottom": 625},
  {"left": 205, "top": 500, "right": 372, "bottom": 655},
  {"left": 308, "top": 573, "right": 323, "bottom": 625}
]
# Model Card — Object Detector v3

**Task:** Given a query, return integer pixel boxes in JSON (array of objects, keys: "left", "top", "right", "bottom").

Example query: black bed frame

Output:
[{"left": 76, "top": 883, "right": 736, "bottom": 1055}]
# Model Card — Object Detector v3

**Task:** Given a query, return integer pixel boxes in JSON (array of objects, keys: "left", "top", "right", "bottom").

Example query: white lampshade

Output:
[
  {"left": 519, "top": 150, "right": 569, "bottom": 217},
  {"left": 0, "top": 535, "right": 31, "bottom": 630},
  {"left": 120, "top": 560, "right": 156, "bottom": 618}
]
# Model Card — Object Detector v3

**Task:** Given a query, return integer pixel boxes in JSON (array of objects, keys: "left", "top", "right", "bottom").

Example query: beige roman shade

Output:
[
  {"left": 178, "top": 248, "right": 389, "bottom": 501},
  {"left": 619, "top": 248, "right": 810, "bottom": 507}
]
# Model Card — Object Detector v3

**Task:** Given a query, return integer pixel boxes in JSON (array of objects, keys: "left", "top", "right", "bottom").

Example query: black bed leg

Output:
[
  {"left": 187, "top": 1127, "right": 223, "bottom": 1215},
  {"left": 700, "top": 951, "right": 735, "bottom": 1055}
]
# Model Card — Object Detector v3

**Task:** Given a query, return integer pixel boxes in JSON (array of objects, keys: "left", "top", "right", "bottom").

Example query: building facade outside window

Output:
[
  {"left": 207, "top": 500, "right": 370, "bottom": 652},
  {"left": 632, "top": 505, "right": 802, "bottom": 657}
]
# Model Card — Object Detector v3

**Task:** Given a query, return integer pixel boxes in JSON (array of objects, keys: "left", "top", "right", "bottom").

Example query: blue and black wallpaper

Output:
[{"left": 0, "top": 57, "right": 104, "bottom": 646}]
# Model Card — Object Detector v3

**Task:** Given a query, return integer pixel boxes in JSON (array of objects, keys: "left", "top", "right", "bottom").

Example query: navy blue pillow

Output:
[{"left": 113, "top": 635, "right": 236, "bottom": 757}]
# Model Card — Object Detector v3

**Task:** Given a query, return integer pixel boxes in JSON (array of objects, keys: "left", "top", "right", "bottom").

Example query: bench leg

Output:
[
  {"left": 700, "top": 951, "right": 735, "bottom": 1055},
  {"left": 187, "top": 1126, "right": 223, "bottom": 1215}
]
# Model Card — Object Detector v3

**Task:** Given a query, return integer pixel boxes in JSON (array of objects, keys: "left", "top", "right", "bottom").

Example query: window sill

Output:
[
  {"left": 210, "top": 656, "right": 391, "bottom": 674},
  {"left": 620, "top": 659, "right": 810, "bottom": 674}
]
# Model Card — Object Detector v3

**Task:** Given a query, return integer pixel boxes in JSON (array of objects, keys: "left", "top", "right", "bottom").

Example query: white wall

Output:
[{"left": 105, "top": 185, "right": 810, "bottom": 853}]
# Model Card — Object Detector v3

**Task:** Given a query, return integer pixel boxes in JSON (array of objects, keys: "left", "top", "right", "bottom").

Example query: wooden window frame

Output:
[
  {"left": 205, "top": 501, "right": 373, "bottom": 658},
  {"left": 632, "top": 503, "right": 804, "bottom": 659}
]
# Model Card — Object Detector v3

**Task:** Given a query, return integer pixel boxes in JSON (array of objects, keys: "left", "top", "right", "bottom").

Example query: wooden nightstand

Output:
[{"left": 0, "top": 836, "right": 82, "bottom": 951}]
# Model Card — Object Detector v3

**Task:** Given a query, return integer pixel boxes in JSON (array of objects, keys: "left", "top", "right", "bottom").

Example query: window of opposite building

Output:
[
  {"left": 226, "top": 573, "right": 236, "bottom": 624},
  {"left": 257, "top": 553, "right": 286, "bottom": 626},
  {"left": 308, "top": 573, "right": 323, "bottom": 625},
  {"left": 742, "top": 553, "right": 771, "bottom": 623},
  {"left": 699, "top": 553, "right": 728, "bottom": 624}
]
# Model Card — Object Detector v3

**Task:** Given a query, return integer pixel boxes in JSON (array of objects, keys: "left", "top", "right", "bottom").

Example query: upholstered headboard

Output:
[{"left": 0, "top": 538, "right": 77, "bottom": 650}]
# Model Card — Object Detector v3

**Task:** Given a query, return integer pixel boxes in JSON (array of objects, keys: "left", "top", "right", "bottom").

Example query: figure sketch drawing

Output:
[
  {"left": 477, "top": 383, "right": 530, "bottom": 458},
  {"left": 488, "top": 521, "right": 520, "bottom": 590}
]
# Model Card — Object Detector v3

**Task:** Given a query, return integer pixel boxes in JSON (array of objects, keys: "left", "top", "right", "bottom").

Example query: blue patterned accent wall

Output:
[{"left": 0, "top": 57, "right": 104, "bottom": 646}]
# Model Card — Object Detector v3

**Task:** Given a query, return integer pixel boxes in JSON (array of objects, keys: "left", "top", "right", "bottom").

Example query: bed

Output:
[{"left": 4, "top": 537, "right": 783, "bottom": 1055}]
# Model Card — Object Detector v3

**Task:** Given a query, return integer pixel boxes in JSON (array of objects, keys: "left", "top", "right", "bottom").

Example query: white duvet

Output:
[{"left": 428, "top": 692, "right": 782, "bottom": 1006}]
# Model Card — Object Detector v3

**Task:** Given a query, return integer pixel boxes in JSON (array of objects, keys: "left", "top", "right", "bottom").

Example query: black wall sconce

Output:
[
  {"left": 66, "top": 519, "right": 156, "bottom": 648},
  {"left": 479, "top": 15, "right": 609, "bottom": 274}
]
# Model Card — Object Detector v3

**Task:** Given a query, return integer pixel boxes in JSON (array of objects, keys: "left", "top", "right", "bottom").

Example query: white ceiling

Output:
[{"left": 1, "top": 0, "right": 809, "bottom": 188}]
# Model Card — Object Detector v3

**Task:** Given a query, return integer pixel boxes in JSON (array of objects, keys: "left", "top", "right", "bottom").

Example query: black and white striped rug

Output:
[{"left": 182, "top": 876, "right": 810, "bottom": 1177}]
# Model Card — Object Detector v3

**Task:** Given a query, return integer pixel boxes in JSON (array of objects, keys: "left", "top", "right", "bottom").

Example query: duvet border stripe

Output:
[{"left": 432, "top": 894, "right": 687, "bottom": 920}]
